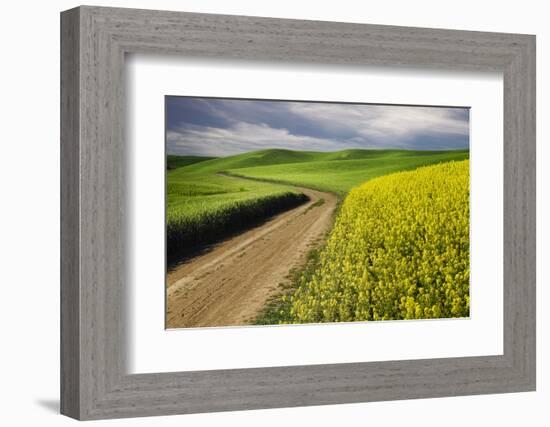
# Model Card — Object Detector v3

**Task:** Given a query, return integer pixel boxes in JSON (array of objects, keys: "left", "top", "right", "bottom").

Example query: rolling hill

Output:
[{"left": 166, "top": 148, "right": 469, "bottom": 261}]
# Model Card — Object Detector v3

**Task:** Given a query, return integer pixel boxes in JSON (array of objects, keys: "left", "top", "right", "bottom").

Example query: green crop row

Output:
[{"left": 167, "top": 190, "right": 308, "bottom": 264}]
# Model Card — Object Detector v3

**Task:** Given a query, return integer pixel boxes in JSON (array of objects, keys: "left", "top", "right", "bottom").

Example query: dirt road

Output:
[{"left": 166, "top": 185, "right": 338, "bottom": 329}]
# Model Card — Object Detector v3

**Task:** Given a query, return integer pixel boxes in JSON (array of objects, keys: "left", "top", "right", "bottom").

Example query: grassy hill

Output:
[
  {"left": 166, "top": 148, "right": 469, "bottom": 262},
  {"left": 174, "top": 148, "right": 466, "bottom": 176},
  {"left": 222, "top": 149, "right": 469, "bottom": 195},
  {"left": 167, "top": 155, "right": 215, "bottom": 170}
]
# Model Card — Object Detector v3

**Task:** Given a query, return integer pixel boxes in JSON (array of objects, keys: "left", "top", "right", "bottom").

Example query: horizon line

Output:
[{"left": 167, "top": 147, "right": 470, "bottom": 157}]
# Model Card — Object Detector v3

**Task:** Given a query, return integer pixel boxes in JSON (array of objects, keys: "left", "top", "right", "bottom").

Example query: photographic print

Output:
[{"left": 165, "top": 97, "right": 470, "bottom": 329}]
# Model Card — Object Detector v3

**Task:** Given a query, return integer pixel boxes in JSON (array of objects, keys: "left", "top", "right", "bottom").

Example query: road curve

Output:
[{"left": 166, "top": 184, "right": 338, "bottom": 329}]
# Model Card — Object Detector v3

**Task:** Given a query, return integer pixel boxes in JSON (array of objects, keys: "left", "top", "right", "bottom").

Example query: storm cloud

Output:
[{"left": 166, "top": 97, "right": 469, "bottom": 157}]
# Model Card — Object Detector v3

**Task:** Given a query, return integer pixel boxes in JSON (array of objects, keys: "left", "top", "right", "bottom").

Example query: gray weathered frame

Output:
[{"left": 60, "top": 5, "right": 536, "bottom": 420}]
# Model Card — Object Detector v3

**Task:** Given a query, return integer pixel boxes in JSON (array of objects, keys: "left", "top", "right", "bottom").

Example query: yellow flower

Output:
[{"left": 288, "top": 160, "right": 470, "bottom": 323}]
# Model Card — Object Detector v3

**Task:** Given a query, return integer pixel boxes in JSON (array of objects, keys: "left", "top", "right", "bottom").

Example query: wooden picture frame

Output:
[{"left": 60, "top": 5, "right": 536, "bottom": 420}]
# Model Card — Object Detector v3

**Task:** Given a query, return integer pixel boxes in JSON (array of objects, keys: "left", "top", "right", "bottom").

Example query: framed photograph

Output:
[
  {"left": 61, "top": 6, "right": 536, "bottom": 420},
  {"left": 164, "top": 96, "right": 470, "bottom": 329}
]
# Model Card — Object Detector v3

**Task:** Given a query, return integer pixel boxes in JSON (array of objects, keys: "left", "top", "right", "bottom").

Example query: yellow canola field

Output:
[{"left": 288, "top": 160, "right": 470, "bottom": 323}]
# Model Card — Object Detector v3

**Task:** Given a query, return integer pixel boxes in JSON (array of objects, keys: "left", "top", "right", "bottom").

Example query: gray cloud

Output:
[
  {"left": 167, "top": 122, "right": 351, "bottom": 157},
  {"left": 288, "top": 103, "right": 469, "bottom": 139},
  {"left": 166, "top": 98, "right": 469, "bottom": 156}
]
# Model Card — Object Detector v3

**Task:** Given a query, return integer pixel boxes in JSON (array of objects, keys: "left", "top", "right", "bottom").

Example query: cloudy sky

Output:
[{"left": 166, "top": 97, "right": 469, "bottom": 157}]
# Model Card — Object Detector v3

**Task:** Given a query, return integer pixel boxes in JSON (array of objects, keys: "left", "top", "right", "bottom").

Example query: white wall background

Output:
[{"left": 0, "top": 0, "right": 546, "bottom": 425}]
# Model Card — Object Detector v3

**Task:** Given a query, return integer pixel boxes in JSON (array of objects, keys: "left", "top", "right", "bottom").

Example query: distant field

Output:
[
  {"left": 166, "top": 148, "right": 469, "bottom": 263},
  {"left": 167, "top": 155, "right": 215, "bottom": 170},
  {"left": 225, "top": 149, "right": 469, "bottom": 195}
]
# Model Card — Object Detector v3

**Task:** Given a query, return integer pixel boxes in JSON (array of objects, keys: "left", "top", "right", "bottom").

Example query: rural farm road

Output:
[{"left": 166, "top": 185, "right": 338, "bottom": 329}]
